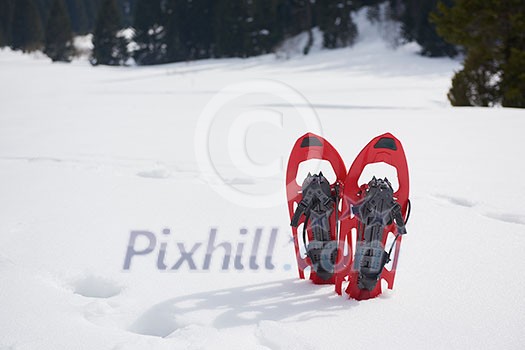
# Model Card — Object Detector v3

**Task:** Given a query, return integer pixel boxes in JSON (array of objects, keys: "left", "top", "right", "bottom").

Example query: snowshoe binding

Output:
[
  {"left": 352, "top": 177, "right": 407, "bottom": 291},
  {"left": 291, "top": 172, "right": 339, "bottom": 281}
]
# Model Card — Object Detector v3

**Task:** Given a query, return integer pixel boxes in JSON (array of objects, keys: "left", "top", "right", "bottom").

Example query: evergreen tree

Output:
[
  {"left": 397, "top": 0, "right": 457, "bottom": 57},
  {"left": 35, "top": 0, "right": 53, "bottom": 25},
  {"left": 91, "top": 0, "right": 128, "bottom": 65},
  {"left": 446, "top": 49, "right": 499, "bottom": 107},
  {"left": 260, "top": 0, "right": 316, "bottom": 55},
  {"left": 44, "top": 0, "right": 74, "bottom": 61},
  {"left": 213, "top": 0, "right": 248, "bottom": 58},
  {"left": 318, "top": 0, "right": 357, "bottom": 49},
  {"left": 176, "top": 0, "right": 214, "bottom": 60},
  {"left": 84, "top": 0, "right": 103, "bottom": 33},
  {"left": 10, "top": 0, "right": 45, "bottom": 52},
  {"left": 133, "top": 0, "right": 168, "bottom": 65},
  {"left": 279, "top": 0, "right": 314, "bottom": 38},
  {"left": 210, "top": 0, "right": 281, "bottom": 58},
  {"left": 0, "top": 0, "right": 15, "bottom": 47},
  {"left": 164, "top": 0, "right": 216, "bottom": 62},
  {"left": 248, "top": 0, "right": 282, "bottom": 56},
  {"left": 296, "top": 0, "right": 315, "bottom": 54},
  {"left": 502, "top": 48, "right": 525, "bottom": 108},
  {"left": 118, "top": 0, "right": 136, "bottom": 27},
  {"left": 275, "top": 0, "right": 293, "bottom": 39},
  {"left": 165, "top": 0, "right": 285, "bottom": 60},
  {"left": 65, "top": 0, "right": 89, "bottom": 34},
  {"left": 432, "top": 0, "right": 525, "bottom": 108}
]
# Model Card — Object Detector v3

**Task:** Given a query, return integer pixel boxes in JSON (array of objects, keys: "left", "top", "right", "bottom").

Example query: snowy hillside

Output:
[{"left": 1, "top": 16, "right": 524, "bottom": 350}]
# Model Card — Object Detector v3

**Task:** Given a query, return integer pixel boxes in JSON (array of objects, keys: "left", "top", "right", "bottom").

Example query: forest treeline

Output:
[
  {"left": 0, "top": 0, "right": 523, "bottom": 107},
  {"left": 0, "top": 0, "right": 455, "bottom": 62}
]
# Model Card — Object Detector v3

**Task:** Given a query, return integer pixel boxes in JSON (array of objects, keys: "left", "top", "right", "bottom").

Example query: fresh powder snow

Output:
[{"left": 1, "top": 13, "right": 524, "bottom": 350}]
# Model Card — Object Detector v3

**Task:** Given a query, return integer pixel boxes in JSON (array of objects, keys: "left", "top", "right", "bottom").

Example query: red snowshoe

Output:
[
  {"left": 336, "top": 133, "right": 410, "bottom": 300},
  {"left": 287, "top": 132, "right": 410, "bottom": 300},
  {"left": 286, "top": 133, "right": 346, "bottom": 284}
]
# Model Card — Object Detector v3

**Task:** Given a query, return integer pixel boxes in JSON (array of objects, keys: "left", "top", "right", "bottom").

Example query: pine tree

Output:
[
  {"left": 35, "top": 0, "right": 54, "bottom": 24},
  {"left": 213, "top": 0, "right": 248, "bottom": 58},
  {"left": 0, "top": 0, "right": 15, "bottom": 47},
  {"left": 432, "top": 0, "right": 525, "bottom": 108},
  {"left": 282, "top": 0, "right": 314, "bottom": 37},
  {"left": 84, "top": 0, "right": 103, "bottom": 33},
  {"left": 211, "top": 0, "right": 294, "bottom": 59},
  {"left": 177, "top": 0, "right": 214, "bottom": 60},
  {"left": 215, "top": 0, "right": 282, "bottom": 58},
  {"left": 501, "top": 48, "right": 525, "bottom": 108},
  {"left": 397, "top": 0, "right": 457, "bottom": 57},
  {"left": 10, "top": 0, "right": 45, "bottom": 52},
  {"left": 135, "top": 0, "right": 216, "bottom": 64},
  {"left": 133, "top": 0, "right": 168, "bottom": 65},
  {"left": 44, "top": 0, "right": 74, "bottom": 61},
  {"left": 91, "top": 0, "right": 127, "bottom": 65},
  {"left": 446, "top": 49, "right": 499, "bottom": 107},
  {"left": 65, "top": 0, "right": 90, "bottom": 34},
  {"left": 118, "top": 0, "right": 136, "bottom": 27},
  {"left": 318, "top": 0, "right": 357, "bottom": 49},
  {"left": 248, "top": 0, "right": 282, "bottom": 56}
]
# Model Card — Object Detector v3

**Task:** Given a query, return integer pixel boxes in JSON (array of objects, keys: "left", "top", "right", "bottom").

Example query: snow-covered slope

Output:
[{"left": 1, "top": 15, "right": 524, "bottom": 350}]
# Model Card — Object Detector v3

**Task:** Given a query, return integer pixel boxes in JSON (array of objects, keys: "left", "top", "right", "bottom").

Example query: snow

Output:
[
  {"left": 274, "top": 27, "right": 324, "bottom": 59},
  {"left": 1, "top": 13, "right": 525, "bottom": 350},
  {"left": 73, "top": 34, "right": 94, "bottom": 58}
]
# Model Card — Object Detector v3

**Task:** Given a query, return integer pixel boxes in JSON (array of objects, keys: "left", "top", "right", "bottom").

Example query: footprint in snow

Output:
[
  {"left": 433, "top": 194, "right": 476, "bottom": 208},
  {"left": 136, "top": 168, "right": 171, "bottom": 179},
  {"left": 0, "top": 254, "right": 14, "bottom": 267},
  {"left": 256, "top": 320, "right": 314, "bottom": 350},
  {"left": 72, "top": 275, "right": 122, "bottom": 298},
  {"left": 433, "top": 194, "right": 525, "bottom": 226},
  {"left": 0, "top": 345, "right": 16, "bottom": 350},
  {"left": 225, "top": 177, "right": 255, "bottom": 185},
  {"left": 482, "top": 212, "right": 525, "bottom": 226}
]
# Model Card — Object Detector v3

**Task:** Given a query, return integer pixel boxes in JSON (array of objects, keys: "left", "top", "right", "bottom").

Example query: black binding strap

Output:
[
  {"left": 291, "top": 172, "right": 339, "bottom": 280},
  {"left": 385, "top": 198, "right": 411, "bottom": 262}
]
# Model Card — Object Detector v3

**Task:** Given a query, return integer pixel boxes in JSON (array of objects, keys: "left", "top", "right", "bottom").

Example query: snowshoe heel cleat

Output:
[
  {"left": 354, "top": 244, "right": 390, "bottom": 291},
  {"left": 306, "top": 240, "right": 338, "bottom": 281}
]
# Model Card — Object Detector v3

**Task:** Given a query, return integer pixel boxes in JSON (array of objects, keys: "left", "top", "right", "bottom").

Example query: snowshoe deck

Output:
[{"left": 335, "top": 133, "right": 410, "bottom": 300}]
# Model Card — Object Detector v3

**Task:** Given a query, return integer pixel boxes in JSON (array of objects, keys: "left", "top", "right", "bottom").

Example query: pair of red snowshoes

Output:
[{"left": 286, "top": 133, "right": 410, "bottom": 301}]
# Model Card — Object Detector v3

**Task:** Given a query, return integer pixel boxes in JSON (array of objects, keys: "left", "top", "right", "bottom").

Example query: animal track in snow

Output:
[{"left": 432, "top": 194, "right": 525, "bottom": 226}]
